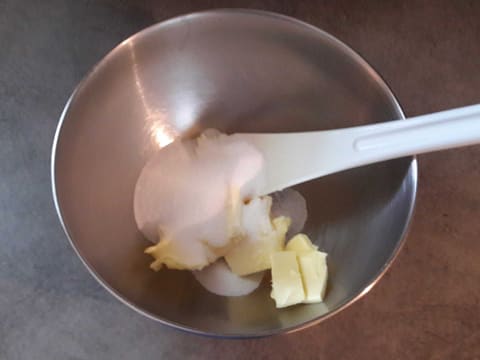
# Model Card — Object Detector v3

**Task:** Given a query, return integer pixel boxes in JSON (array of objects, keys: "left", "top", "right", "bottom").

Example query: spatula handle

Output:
[
  {"left": 242, "top": 104, "right": 480, "bottom": 195},
  {"left": 353, "top": 104, "right": 480, "bottom": 158}
]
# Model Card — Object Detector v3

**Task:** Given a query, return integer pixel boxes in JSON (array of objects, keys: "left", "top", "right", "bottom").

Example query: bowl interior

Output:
[{"left": 53, "top": 10, "right": 416, "bottom": 337}]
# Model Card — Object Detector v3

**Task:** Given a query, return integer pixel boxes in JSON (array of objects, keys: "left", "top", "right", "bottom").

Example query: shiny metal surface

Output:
[{"left": 52, "top": 9, "right": 417, "bottom": 338}]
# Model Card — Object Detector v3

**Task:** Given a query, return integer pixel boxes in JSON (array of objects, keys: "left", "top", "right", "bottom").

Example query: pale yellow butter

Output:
[
  {"left": 225, "top": 216, "right": 290, "bottom": 275},
  {"left": 225, "top": 196, "right": 291, "bottom": 276},
  {"left": 285, "top": 233, "right": 318, "bottom": 253},
  {"left": 298, "top": 251, "right": 328, "bottom": 303},
  {"left": 278, "top": 234, "right": 328, "bottom": 306},
  {"left": 270, "top": 251, "right": 305, "bottom": 308}
]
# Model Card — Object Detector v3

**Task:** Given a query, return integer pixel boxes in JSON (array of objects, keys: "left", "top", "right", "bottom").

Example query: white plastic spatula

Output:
[{"left": 239, "top": 104, "right": 480, "bottom": 196}]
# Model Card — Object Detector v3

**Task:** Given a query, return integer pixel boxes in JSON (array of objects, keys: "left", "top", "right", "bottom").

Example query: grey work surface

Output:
[{"left": 1, "top": 1, "right": 479, "bottom": 359}]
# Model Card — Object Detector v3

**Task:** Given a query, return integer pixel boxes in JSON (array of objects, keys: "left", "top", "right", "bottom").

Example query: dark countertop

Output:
[{"left": 1, "top": 1, "right": 479, "bottom": 359}]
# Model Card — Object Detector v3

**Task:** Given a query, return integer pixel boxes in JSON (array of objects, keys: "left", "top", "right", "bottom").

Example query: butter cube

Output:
[
  {"left": 270, "top": 251, "right": 305, "bottom": 308},
  {"left": 286, "top": 234, "right": 318, "bottom": 253},
  {"left": 298, "top": 251, "right": 328, "bottom": 303},
  {"left": 225, "top": 196, "right": 291, "bottom": 275}
]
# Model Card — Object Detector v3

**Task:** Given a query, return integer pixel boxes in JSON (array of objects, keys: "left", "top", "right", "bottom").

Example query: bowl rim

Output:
[{"left": 51, "top": 8, "right": 418, "bottom": 339}]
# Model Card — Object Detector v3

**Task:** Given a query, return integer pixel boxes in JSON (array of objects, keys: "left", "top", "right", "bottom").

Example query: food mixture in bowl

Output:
[{"left": 134, "top": 130, "right": 328, "bottom": 308}]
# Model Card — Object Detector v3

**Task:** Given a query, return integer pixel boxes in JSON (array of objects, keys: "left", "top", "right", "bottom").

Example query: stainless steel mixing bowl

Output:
[{"left": 52, "top": 9, "right": 417, "bottom": 338}]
